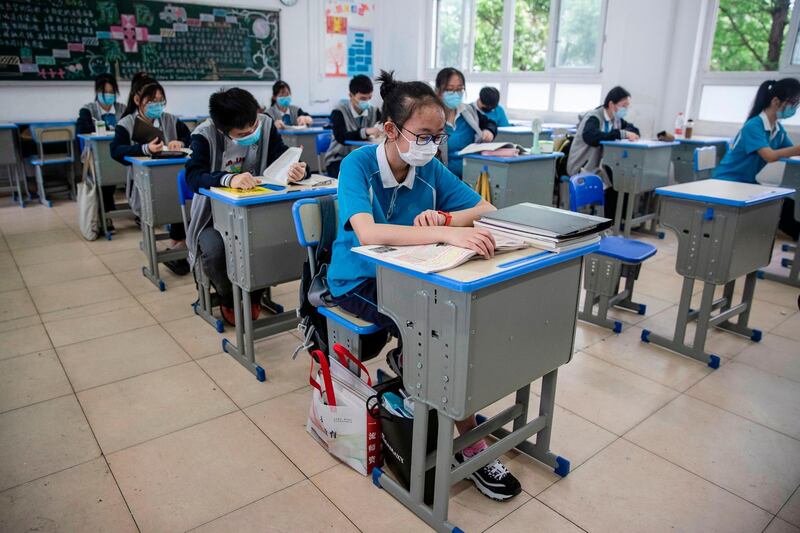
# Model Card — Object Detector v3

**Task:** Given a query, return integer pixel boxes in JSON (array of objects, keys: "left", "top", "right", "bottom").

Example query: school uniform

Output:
[
  {"left": 439, "top": 103, "right": 497, "bottom": 178},
  {"left": 714, "top": 112, "right": 799, "bottom": 239},
  {"left": 264, "top": 103, "right": 310, "bottom": 126},
  {"left": 185, "top": 114, "right": 303, "bottom": 307},
  {"left": 77, "top": 99, "right": 126, "bottom": 210},
  {"left": 323, "top": 101, "right": 381, "bottom": 178},
  {"left": 328, "top": 142, "right": 482, "bottom": 339},
  {"left": 478, "top": 103, "right": 511, "bottom": 127}
]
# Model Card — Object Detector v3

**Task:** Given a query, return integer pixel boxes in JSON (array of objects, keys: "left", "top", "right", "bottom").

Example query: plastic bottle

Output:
[
  {"left": 674, "top": 112, "right": 684, "bottom": 138},
  {"left": 684, "top": 118, "right": 694, "bottom": 139}
]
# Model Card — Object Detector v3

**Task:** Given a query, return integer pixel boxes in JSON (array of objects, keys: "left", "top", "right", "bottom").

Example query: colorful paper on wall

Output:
[{"left": 324, "top": 1, "right": 374, "bottom": 78}]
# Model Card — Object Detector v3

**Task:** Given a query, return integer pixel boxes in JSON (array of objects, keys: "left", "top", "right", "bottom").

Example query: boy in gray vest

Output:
[
  {"left": 322, "top": 75, "right": 382, "bottom": 178},
  {"left": 185, "top": 88, "right": 307, "bottom": 326}
]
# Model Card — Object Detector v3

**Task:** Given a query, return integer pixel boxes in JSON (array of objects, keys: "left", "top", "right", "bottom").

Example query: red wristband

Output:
[{"left": 437, "top": 210, "right": 452, "bottom": 226}]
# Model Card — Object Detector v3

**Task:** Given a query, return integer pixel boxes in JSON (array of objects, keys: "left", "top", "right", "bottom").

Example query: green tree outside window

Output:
[{"left": 711, "top": 0, "right": 793, "bottom": 71}]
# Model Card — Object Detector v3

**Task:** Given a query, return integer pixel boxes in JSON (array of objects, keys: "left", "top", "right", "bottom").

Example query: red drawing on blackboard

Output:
[{"left": 110, "top": 14, "right": 149, "bottom": 53}]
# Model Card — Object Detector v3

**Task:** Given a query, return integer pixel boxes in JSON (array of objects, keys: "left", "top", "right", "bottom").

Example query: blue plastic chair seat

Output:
[
  {"left": 319, "top": 306, "right": 382, "bottom": 335},
  {"left": 28, "top": 156, "right": 74, "bottom": 166},
  {"left": 596, "top": 236, "right": 657, "bottom": 263}
]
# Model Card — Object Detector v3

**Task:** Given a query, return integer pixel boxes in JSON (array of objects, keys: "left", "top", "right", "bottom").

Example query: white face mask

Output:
[{"left": 396, "top": 129, "right": 438, "bottom": 167}]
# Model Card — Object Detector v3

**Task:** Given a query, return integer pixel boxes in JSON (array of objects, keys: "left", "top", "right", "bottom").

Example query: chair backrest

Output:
[
  {"left": 177, "top": 169, "right": 192, "bottom": 228},
  {"left": 694, "top": 145, "right": 717, "bottom": 172},
  {"left": 316, "top": 132, "right": 333, "bottom": 155},
  {"left": 568, "top": 173, "right": 605, "bottom": 212},
  {"left": 32, "top": 125, "right": 75, "bottom": 144},
  {"left": 293, "top": 196, "right": 339, "bottom": 249}
]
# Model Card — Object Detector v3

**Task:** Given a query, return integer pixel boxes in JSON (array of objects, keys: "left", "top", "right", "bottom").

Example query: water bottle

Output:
[
  {"left": 674, "top": 112, "right": 684, "bottom": 138},
  {"left": 531, "top": 118, "right": 542, "bottom": 154}
]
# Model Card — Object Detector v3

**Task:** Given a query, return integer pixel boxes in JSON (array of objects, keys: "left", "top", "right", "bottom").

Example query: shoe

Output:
[
  {"left": 251, "top": 303, "right": 261, "bottom": 321},
  {"left": 221, "top": 304, "right": 236, "bottom": 326},
  {"left": 454, "top": 452, "right": 521, "bottom": 502},
  {"left": 386, "top": 346, "right": 403, "bottom": 376},
  {"left": 164, "top": 258, "right": 190, "bottom": 276},
  {"left": 105, "top": 218, "right": 115, "bottom": 232},
  {"left": 134, "top": 216, "right": 141, "bottom": 228}
]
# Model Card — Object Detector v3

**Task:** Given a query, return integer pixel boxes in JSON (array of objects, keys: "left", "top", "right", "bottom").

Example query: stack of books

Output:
[{"left": 474, "top": 203, "right": 612, "bottom": 252}]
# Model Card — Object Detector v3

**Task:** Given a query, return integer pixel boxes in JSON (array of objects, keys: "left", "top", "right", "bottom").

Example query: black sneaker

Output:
[
  {"left": 454, "top": 451, "right": 521, "bottom": 501},
  {"left": 164, "top": 258, "right": 190, "bottom": 276},
  {"left": 386, "top": 346, "right": 403, "bottom": 376}
]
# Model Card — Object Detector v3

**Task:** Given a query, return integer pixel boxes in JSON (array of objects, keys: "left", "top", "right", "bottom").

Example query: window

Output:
[
  {"left": 511, "top": 0, "right": 550, "bottom": 72},
  {"left": 554, "top": 0, "right": 604, "bottom": 68},
  {"left": 698, "top": 85, "right": 758, "bottom": 123},
  {"left": 553, "top": 83, "right": 602, "bottom": 113},
  {"left": 434, "top": 0, "right": 470, "bottom": 69},
  {"left": 507, "top": 82, "right": 550, "bottom": 110},
  {"left": 473, "top": 0, "right": 504, "bottom": 72}
]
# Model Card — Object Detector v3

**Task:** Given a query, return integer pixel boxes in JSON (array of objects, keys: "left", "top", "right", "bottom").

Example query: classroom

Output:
[{"left": 1, "top": 0, "right": 799, "bottom": 531}]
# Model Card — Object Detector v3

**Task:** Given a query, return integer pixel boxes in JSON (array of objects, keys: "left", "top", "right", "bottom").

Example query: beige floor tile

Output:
[
  {"left": 0, "top": 250, "right": 15, "bottom": 269},
  {"left": 0, "top": 314, "right": 41, "bottom": 333},
  {"left": 85, "top": 228, "right": 141, "bottom": 254},
  {"left": 162, "top": 315, "right": 236, "bottom": 359},
  {"left": 538, "top": 439, "right": 772, "bottom": 533},
  {"left": 628, "top": 395, "right": 800, "bottom": 514},
  {"left": 553, "top": 352, "right": 679, "bottom": 435},
  {"left": 44, "top": 304, "right": 155, "bottom": 347},
  {"left": 29, "top": 275, "right": 129, "bottom": 314},
  {"left": 115, "top": 265, "right": 194, "bottom": 296},
  {"left": 244, "top": 389, "right": 338, "bottom": 477},
  {"left": 0, "top": 458, "right": 137, "bottom": 533},
  {"left": 754, "top": 278, "right": 800, "bottom": 309},
  {"left": 583, "top": 326, "right": 712, "bottom": 391},
  {"left": 773, "top": 312, "right": 800, "bottom": 342},
  {"left": 0, "top": 395, "right": 100, "bottom": 491},
  {"left": 78, "top": 361, "right": 236, "bottom": 453},
  {"left": 735, "top": 334, "right": 800, "bottom": 382},
  {"left": 190, "top": 479, "right": 357, "bottom": 533},
  {"left": 95, "top": 248, "right": 143, "bottom": 273},
  {"left": 0, "top": 288, "right": 36, "bottom": 322},
  {"left": 58, "top": 325, "right": 191, "bottom": 391},
  {"left": 767, "top": 518, "right": 800, "bottom": 533},
  {"left": 573, "top": 322, "right": 611, "bottom": 352},
  {"left": 606, "top": 292, "right": 674, "bottom": 327},
  {"left": 312, "top": 464, "right": 432, "bottom": 533},
  {"left": 0, "top": 323, "right": 52, "bottom": 360},
  {"left": 3, "top": 228, "right": 79, "bottom": 249},
  {"left": 446, "top": 480, "right": 532, "bottom": 532},
  {"left": 20, "top": 256, "right": 110, "bottom": 287},
  {"left": 749, "top": 301, "right": 798, "bottom": 333},
  {"left": 136, "top": 282, "right": 197, "bottom": 322},
  {"left": 0, "top": 215, "right": 70, "bottom": 235},
  {"left": 485, "top": 497, "right": 583, "bottom": 533},
  {"left": 0, "top": 350, "right": 72, "bottom": 413},
  {"left": 11, "top": 241, "right": 94, "bottom": 266},
  {"left": 108, "top": 411, "right": 303, "bottom": 533},
  {"left": 644, "top": 254, "right": 680, "bottom": 276},
  {"left": 0, "top": 238, "right": 6, "bottom": 252},
  {"left": 780, "top": 489, "right": 800, "bottom": 528},
  {"left": 0, "top": 266, "right": 25, "bottom": 292},
  {"left": 632, "top": 267, "right": 695, "bottom": 303},
  {"left": 272, "top": 279, "right": 300, "bottom": 297},
  {"left": 39, "top": 295, "right": 140, "bottom": 323},
  {"left": 687, "top": 362, "right": 800, "bottom": 440}
]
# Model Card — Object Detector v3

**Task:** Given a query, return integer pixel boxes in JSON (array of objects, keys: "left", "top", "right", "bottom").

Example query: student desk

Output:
[
  {"left": 600, "top": 139, "right": 678, "bottom": 238},
  {"left": 278, "top": 127, "right": 326, "bottom": 173},
  {"left": 365, "top": 243, "right": 599, "bottom": 533},
  {"left": 79, "top": 133, "right": 130, "bottom": 239},
  {"left": 125, "top": 156, "right": 190, "bottom": 291},
  {"left": 760, "top": 157, "right": 800, "bottom": 287},
  {"left": 201, "top": 185, "right": 338, "bottom": 381},
  {"left": 642, "top": 179, "right": 794, "bottom": 368},
  {"left": 0, "top": 123, "right": 26, "bottom": 206},
  {"left": 462, "top": 153, "right": 561, "bottom": 208},
  {"left": 494, "top": 126, "right": 535, "bottom": 147},
  {"left": 178, "top": 116, "right": 207, "bottom": 132},
  {"left": 671, "top": 136, "right": 730, "bottom": 183}
]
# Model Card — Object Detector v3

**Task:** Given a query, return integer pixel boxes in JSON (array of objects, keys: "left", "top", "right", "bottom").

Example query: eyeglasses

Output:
[{"left": 402, "top": 127, "right": 449, "bottom": 146}]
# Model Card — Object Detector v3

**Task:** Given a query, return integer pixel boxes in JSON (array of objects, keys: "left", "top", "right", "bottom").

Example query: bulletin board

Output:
[
  {"left": 0, "top": 0, "right": 281, "bottom": 82},
  {"left": 323, "top": 0, "right": 375, "bottom": 78}
]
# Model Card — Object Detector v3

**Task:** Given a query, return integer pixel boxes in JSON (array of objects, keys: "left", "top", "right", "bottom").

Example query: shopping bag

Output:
[
  {"left": 306, "top": 346, "right": 381, "bottom": 475},
  {"left": 77, "top": 151, "right": 99, "bottom": 241}
]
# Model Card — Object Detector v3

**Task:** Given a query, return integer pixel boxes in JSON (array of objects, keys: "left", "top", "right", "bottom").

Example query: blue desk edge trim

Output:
[
  {"left": 278, "top": 129, "right": 326, "bottom": 135},
  {"left": 366, "top": 242, "right": 600, "bottom": 292},
  {"left": 124, "top": 156, "right": 190, "bottom": 167},
  {"left": 600, "top": 141, "right": 679, "bottom": 148},
  {"left": 655, "top": 186, "right": 795, "bottom": 206},
  {"left": 678, "top": 138, "right": 730, "bottom": 145},
  {"left": 0, "top": 124, "right": 18, "bottom": 130},
  {"left": 464, "top": 152, "right": 563, "bottom": 163},
  {"left": 78, "top": 133, "right": 114, "bottom": 141},
  {"left": 201, "top": 185, "right": 337, "bottom": 206},
  {"left": 780, "top": 157, "right": 800, "bottom": 165}
]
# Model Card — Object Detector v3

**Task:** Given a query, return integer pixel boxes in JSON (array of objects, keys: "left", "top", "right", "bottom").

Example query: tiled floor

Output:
[{"left": 1, "top": 199, "right": 799, "bottom": 533}]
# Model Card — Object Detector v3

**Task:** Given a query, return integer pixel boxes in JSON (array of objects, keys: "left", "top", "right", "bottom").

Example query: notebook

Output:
[
  {"left": 131, "top": 117, "right": 163, "bottom": 144},
  {"left": 479, "top": 203, "right": 612, "bottom": 239}
]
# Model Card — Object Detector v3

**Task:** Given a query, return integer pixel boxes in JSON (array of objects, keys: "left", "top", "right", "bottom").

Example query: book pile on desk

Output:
[{"left": 474, "top": 203, "right": 612, "bottom": 253}]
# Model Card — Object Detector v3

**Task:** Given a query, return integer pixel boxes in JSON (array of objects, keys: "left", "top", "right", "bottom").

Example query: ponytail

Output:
[
  {"left": 747, "top": 78, "right": 800, "bottom": 120},
  {"left": 376, "top": 70, "right": 445, "bottom": 129}
]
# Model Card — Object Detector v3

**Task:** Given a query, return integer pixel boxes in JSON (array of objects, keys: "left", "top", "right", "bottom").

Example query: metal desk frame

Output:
[
  {"left": 462, "top": 153, "right": 561, "bottom": 208},
  {"left": 80, "top": 133, "right": 131, "bottom": 239},
  {"left": 759, "top": 158, "right": 800, "bottom": 287},
  {"left": 0, "top": 124, "right": 27, "bottom": 207},
  {"left": 671, "top": 137, "right": 729, "bottom": 183}
]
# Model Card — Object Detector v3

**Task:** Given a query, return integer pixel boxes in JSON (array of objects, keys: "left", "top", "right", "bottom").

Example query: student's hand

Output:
[
  {"left": 365, "top": 127, "right": 381, "bottom": 137},
  {"left": 298, "top": 116, "right": 314, "bottom": 126},
  {"left": 481, "top": 129, "right": 495, "bottom": 142},
  {"left": 414, "top": 210, "right": 446, "bottom": 227},
  {"left": 231, "top": 172, "right": 259, "bottom": 190},
  {"left": 147, "top": 138, "right": 163, "bottom": 154},
  {"left": 167, "top": 140, "right": 184, "bottom": 151},
  {"left": 624, "top": 131, "right": 640, "bottom": 141},
  {"left": 275, "top": 120, "right": 286, "bottom": 129},
  {"left": 445, "top": 227, "right": 496, "bottom": 258},
  {"left": 287, "top": 162, "right": 307, "bottom": 183}
]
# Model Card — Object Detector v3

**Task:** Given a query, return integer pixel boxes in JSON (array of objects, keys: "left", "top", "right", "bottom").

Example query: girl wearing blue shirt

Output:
[
  {"left": 434, "top": 68, "right": 497, "bottom": 178},
  {"left": 714, "top": 78, "right": 800, "bottom": 240},
  {"left": 328, "top": 70, "right": 521, "bottom": 502}
]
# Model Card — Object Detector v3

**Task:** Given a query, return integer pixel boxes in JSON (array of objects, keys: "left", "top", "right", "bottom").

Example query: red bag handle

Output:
[
  {"left": 308, "top": 350, "right": 336, "bottom": 406},
  {"left": 332, "top": 344, "right": 372, "bottom": 387}
]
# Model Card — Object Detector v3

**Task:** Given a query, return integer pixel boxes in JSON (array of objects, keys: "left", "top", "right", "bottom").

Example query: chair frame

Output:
[{"left": 30, "top": 125, "right": 77, "bottom": 207}]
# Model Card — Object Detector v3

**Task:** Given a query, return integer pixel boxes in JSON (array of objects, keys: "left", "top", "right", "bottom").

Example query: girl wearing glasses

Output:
[
  {"left": 434, "top": 67, "right": 497, "bottom": 178},
  {"left": 327, "top": 70, "right": 522, "bottom": 502}
]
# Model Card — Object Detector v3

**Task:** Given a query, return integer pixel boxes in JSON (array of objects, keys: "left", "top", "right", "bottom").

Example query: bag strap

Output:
[
  {"left": 332, "top": 344, "right": 372, "bottom": 387},
  {"left": 309, "top": 350, "right": 336, "bottom": 406},
  {"left": 315, "top": 195, "right": 337, "bottom": 264}
]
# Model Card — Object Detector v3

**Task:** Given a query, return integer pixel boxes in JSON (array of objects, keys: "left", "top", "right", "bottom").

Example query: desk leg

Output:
[
  {"left": 141, "top": 223, "right": 165, "bottom": 291},
  {"left": 759, "top": 240, "right": 800, "bottom": 287},
  {"left": 613, "top": 189, "right": 625, "bottom": 236},
  {"left": 622, "top": 192, "right": 636, "bottom": 239},
  {"left": 221, "top": 284, "right": 267, "bottom": 381},
  {"left": 715, "top": 272, "right": 761, "bottom": 341},
  {"left": 432, "top": 413, "right": 455, "bottom": 525}
]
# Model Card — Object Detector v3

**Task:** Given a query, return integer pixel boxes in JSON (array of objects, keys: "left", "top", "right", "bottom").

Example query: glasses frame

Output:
[{"left": 401, "top": 126, "right": 450, "bottom": 146}]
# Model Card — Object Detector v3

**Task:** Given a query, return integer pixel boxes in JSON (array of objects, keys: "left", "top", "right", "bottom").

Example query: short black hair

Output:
[
  {"left": 209, "top": 88, "right": 260, "bottom": 133},
  {"left": 349, "top": 75, "right": 373, "bottom": 95},
  {"left": 95, "top": 73, "right": 118, "bottom": 94},
  {"left": 604, "top": 86, "right": 631, "bottom": 108},
  {"left": 479, "top": 86, "right": 500, "bottom": 110},
  {"left": 271, "top": 80, "right": 291, "bottom": 105},
  {"left": 376, "top": 70, "right": 445, "bottom": 129},
  {"left": 435, "top": 67, "right": 466, "bottom": 93}
]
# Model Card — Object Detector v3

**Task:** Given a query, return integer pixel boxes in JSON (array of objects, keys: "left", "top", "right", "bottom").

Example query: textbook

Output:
[
  {"left": 289, "top": 174, "right": 336, "bottom": 188},
  {"left": 259, "top": 146, "right": 303, "bottom": 186},
  {"left": 472, "top": 222, "right": 600, "bottom": 252},
  {"left": 457, "top": 142, "right": 528, "bottom": 156},
  {"left": 478, "top": 203, "right": 612, "bottom": 239},
  {"left": 281, "top": 124, "right": 309, "bottom": 130},
  {"left": 208, "top": 185, "right": 281, "bottom": 200},
  {"left": 353, "top": 234, "right": 526, "bottom": 274},
  {"left": 132, "top": 117, "right": 163, "bottom": 144}
]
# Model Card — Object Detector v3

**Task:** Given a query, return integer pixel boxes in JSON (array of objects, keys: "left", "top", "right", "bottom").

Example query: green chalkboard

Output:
[{"left": 0, "top": 0, "right": 280, "bottom": 81}]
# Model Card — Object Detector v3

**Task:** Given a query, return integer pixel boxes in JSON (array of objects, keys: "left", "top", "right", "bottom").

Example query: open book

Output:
[
  {"left": 208, "top": 185, "right": 281, "bottom": 201},
  {"left": 281, "top": 124, "right": 309, "bottom": 131},
  {"left": 353, "top": 234, "right": 526, "bottom": 274},
  {"left": 457, "top": 142, "right": 529, "bottom": 156},
  {"left": 259, "top": 146, "right": 303, "bottom": 186}
]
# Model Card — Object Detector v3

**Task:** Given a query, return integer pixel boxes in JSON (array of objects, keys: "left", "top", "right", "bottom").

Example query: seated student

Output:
[
  {"left": 76, "top": 73, "right": 126, "bottom": 219},
  {"left": 264, "top": 80, "right": 314, "bottom": 129},
  {"left": 714, "top": 78, "right": 800, "bottom": 241},
  {"left": 567, "top": 86, "right": 640, "bottom": 209},
  {"left": 435, "top": 68, "right": 497, "bottom": 178},
  {"left": 322, "top": 74, "right": 382, "bottom": 178},
  {"left": 185, "top": 88, "right": 307, "bottom": 326},
  {"left": 328, "top": 70, "right": 521, "bottom": 502},
  {"left": 474, "top": 86, "right": 511, "bottom": 127},
  {"left": 111, "top": 80, "right": 191, "bottom": 275}
]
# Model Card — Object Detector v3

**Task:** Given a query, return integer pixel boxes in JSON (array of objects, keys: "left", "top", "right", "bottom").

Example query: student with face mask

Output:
[
  {"left": 185, "top": 88, "right": 307, "bottom": 326},
  {"left": 434, "top": 68, "right": 497, "bottom": 178},
  {"left": 567, "top": 85, "right": 641, "bottom": 210},
  {"left": 474, "top": 86, "right": 511, "bottom": 127},
  {"left": 111, "top": 80, "right": 192, "bottom": 275},
  {"left": 265, "top": 80, "right": 313, "bottom": 129},
  {"left": 323, "top": 74, "right": 382, "bottom": 178},
  {"left": 327, "top": 70, "right": 522, "bottom": 502}
]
